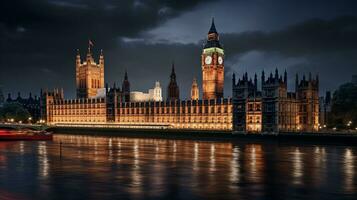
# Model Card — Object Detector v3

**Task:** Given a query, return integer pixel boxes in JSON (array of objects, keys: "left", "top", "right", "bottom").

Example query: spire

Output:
[
  {"left": 124, "top": 69, "right": 128, "bottom": 80},
  {"left": 76, "top": 49, "right": 81, "bottom": 64},
  {"left": 284, "top": 69, "right": 287, "bottom": 84},
  {"left": 168, "top": 61, "right": 179, "bottom": 101},
  {"left": 170, "top": 61, "right": 176, "bottom": 80},
  {"left": 100, "top": 49, "right": 104, "bottom": 59},
  {"left": 208, "top": 17, "right": 217, "bottom": 34},
  {"left": 122, "top": 70, "right": 130, "bottom": 102},
  {"left": 295, "top": 73, "right": 299, "bottom": 91},
  {"left": 232, "top": 73, "right": 236, "bottom": 86},
  {"left": 275, "top": 68, "right": 279, "bottom": 79}
]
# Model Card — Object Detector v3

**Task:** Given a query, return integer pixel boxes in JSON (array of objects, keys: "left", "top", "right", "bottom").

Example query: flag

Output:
[{"left": 89, "top": 40, "right": 94, "bottom": 47}]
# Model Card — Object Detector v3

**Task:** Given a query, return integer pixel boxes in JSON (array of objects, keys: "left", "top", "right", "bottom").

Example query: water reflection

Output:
[
  {"left": 292, "top": 147, "right": 303, "bottom": 185},
  {"left": 344, "top": 148, "right": 355, "bottom": 193},
  {"left": 0, "top": 134, "right": 356, "bottom": 200}
]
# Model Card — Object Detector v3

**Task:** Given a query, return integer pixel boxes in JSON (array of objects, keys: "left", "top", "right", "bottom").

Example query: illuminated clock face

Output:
[
  {"left": 205, "top": 56, "right": 212, "bottom": 64},
  {"left": 218, "top": 56, "right": 223, "bottom": 64}
]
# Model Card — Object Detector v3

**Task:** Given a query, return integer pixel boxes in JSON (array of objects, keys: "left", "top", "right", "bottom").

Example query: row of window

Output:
[
  {"left": 118, "top": 106, "right": 231, "bottom": 115},
  {"left": 118, "top": 116, "right": 231, "bottom": 123}
]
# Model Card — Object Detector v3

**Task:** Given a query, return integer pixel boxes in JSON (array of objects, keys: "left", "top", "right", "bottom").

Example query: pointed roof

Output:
[
  {"left": 208, "top": 18, "right": 217, "bottom": 34},
  {"left": 204, "top": 18, "right": 222, "bottom": 49},
  {"left": 124, "top": 70, "right": 128, "bottom": 80},
  {"left": 171, "top": 61, "right": 176, "bottom": 75}
]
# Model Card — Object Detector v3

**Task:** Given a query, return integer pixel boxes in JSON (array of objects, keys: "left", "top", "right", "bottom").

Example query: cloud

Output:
[
  {"left": 222, "top": 16, "right": 357, "bottom": 57},
  {"left": 0, "top": 1, "right": 356, "bottom": 99},
  {"left": 0, "top": 0, "right": 211, "bottom": 97}
]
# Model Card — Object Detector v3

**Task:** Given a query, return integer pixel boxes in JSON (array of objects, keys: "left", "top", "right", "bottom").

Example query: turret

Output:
[
  {"left": 99, "top": 49, "right": 104, "bottom": 66},
  {"left": 190, "top": 78, "right": 199, "bottom": 100},
  {"left": 254, "top": 73, "right": 258, "bottom": 91},
  {"left": 122, "top": 70, "right": 130, "bottom": 102},
  {"left": 76, "top": 49, "right": 81, "bottom": 65}
]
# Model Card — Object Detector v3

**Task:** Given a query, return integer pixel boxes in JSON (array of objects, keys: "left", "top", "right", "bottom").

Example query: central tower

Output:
[
  {"left": 202, "top": 18, "right": 224, "bottom": 100},
  {"left": 76, "top": 41, "right": 105, "bottom": 99}
]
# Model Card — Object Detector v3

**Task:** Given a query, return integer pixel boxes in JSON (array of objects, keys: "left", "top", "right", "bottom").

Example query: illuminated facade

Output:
[
  {"left": 43, "top": 22, "right": 232, "bottom": 131},
  {"left": 130, "top": 81, "right": 162, "bottom": 102},
  {"left": 202, "top": 18, "right": 224, "bottom": 100},
  {"left": 233, "top": 70, "right": 319, "bottom": 133},
  {"left": 76, "top": 43, "right": 105, "bottom": 99},
  {"left": 42, "top": 20, "right": 319, "bottom": 133}
]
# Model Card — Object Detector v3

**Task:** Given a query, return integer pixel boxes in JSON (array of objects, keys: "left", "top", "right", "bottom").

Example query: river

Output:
[{"left": 0, "top": 134, "right": 356, "bottom": 200}]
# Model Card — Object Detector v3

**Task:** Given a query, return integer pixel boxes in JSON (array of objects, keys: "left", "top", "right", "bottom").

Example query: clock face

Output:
[
  {"left": 205, "top": 56, "right": 212, "bottom": 64},
  {"left": 218, "top": 56, "right": 223, "bottom": 64}
]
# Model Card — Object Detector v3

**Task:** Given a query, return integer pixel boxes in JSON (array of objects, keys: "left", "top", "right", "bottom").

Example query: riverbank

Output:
[{"left": 48, "top": 126, "right": 357, "bottom": 145}]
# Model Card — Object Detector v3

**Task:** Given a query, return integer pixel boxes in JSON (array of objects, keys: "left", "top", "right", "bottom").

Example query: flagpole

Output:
[{"left": 88, "top": 40, "right": 91, "bottom": 54}]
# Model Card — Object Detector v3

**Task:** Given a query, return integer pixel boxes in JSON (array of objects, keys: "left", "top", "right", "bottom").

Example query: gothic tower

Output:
[
  {"left": 167, "top": 62, "right": 180, "bottom": 101},
  {"left": 202, "top": 18, "right": 224, "bottom": 100},
  {"left": 122, "top": 70, "right": 130, "bottom": 102},
  {"left": 76, "top": 41, "right": 105, "bottom": 99},
  {"left": 190, "top": 78, "right": 199, "bottom": 100}
]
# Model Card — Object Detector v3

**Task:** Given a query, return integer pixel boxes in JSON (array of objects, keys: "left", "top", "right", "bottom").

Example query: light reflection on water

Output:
[{"left": 0, "top": 134, "right": 356, "bottom": 200}]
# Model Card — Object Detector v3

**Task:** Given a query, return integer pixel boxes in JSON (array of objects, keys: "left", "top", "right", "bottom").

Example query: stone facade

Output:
[
  {"left": 76, "top": 43, "right": 105, "bottom": 99},
  {"left": 233, "top": 70, "right": 319, "bottom": 133},
  {"left": 130, "top": 81, "right": 162, "bottom": 102}
]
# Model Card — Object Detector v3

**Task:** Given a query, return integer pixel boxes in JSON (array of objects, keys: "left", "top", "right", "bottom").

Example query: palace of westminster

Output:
[{"left": 9, "top": 20, "right": 319, "bottom": 133}]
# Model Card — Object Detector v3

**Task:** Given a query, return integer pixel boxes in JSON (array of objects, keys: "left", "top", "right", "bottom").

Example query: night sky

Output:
[{"left": 1, "top": 0, "right": 357, "bottom": 99}]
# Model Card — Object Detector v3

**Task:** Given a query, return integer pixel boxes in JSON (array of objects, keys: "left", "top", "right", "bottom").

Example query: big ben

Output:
[{"left": 202, "top": 18, "right": 224, "bottom": 100}]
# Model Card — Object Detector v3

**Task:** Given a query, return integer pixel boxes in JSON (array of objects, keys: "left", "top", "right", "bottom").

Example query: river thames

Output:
[{"left": 0, "top": 134, "right": 356, "bottom": 200}]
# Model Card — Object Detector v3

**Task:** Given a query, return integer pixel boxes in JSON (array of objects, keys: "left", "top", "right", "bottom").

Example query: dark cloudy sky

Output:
[{"left": 1, "top": 0, "right": 357, "bottom": 99}]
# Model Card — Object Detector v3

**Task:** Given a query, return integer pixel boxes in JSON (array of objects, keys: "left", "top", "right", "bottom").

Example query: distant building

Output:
[
  {"left": 76, "top": 43, "right": 105, "bottom": 99},
  {"left": 130, "top": 81, "right": 163, "bottom": 102},
  {"left": 233, "top": 70, "right": 319, "bottom": 133},
  {"left": 352, "top": 75, "right": 357, "bottom": 85},
  {"left": 6, "top": 92, "right": 42, "bottom": 121},
  {"left": 0, "top": 85, "right": 4, "bottom": 107}
]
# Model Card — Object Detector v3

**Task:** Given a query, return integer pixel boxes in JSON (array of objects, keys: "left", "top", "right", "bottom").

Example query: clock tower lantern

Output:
[{"left": 202, "top": 18, "right": 224, "bottom": 100}]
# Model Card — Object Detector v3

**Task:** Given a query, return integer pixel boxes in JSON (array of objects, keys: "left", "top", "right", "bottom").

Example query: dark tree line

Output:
[
  {"left": 0, "top": 102, "right": 31, "bottom": 123},
  {"left": 329, "top": 83, "right": 357, "bottom": 129}
]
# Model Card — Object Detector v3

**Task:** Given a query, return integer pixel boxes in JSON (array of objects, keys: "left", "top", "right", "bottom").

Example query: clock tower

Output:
[{"left": 202, "top": 18, "right": 224, "bottom": 100}]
